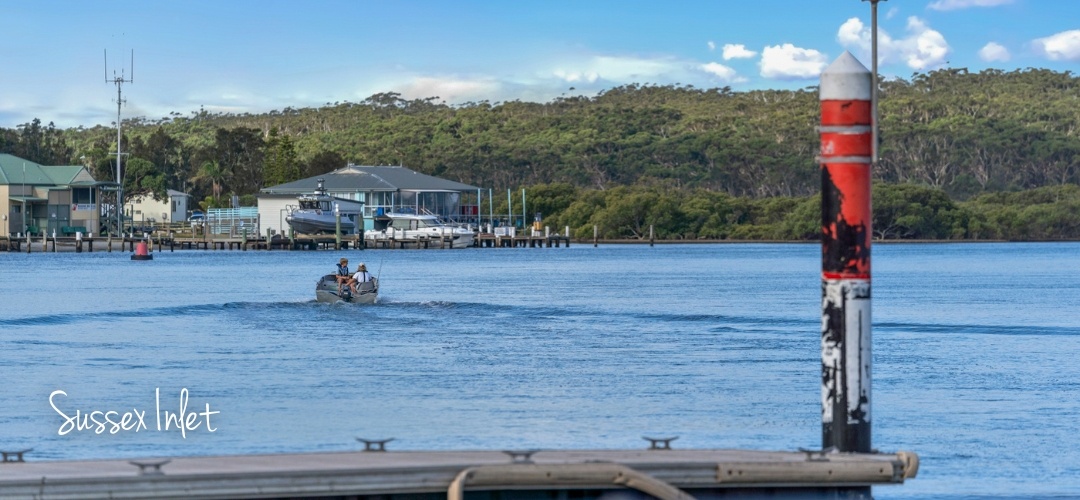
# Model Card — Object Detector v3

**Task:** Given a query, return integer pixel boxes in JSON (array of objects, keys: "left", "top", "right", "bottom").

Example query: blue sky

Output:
[{"left": 2, "top": 0, "right": 1077, "bottom": 129}]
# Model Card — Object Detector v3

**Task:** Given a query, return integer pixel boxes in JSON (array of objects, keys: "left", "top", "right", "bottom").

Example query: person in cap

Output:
[
  {"left": 349, "top": 263, "right": 371, "bottom": 295},
  {"left": 336, "top": 258, "right": 351, "bottom": 294}
]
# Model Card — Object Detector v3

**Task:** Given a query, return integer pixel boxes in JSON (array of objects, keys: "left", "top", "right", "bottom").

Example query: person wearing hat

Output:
[
  {"left": 349, "top": 263, "right": 371, "bottom": 295},
  {"left": 335, "top": 258, "right": 351, "bottom": 294}
]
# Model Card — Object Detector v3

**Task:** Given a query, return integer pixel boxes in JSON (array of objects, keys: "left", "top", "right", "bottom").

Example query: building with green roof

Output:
[{"left": 0, "top": 153, "right": 106, "bottom": 237}]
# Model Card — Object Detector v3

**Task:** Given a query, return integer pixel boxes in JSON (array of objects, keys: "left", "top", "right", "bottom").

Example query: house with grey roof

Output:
[
  {"left": 258, "top": 164, "right": 481, "bottom": 235},
  {"left": 0, "top": 153, "right": 106, "bottom": 237}
]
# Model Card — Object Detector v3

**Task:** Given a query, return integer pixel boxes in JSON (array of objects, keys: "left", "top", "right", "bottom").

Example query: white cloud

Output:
[
  {"left": 722, "top": 44, "right": 757, "bottom": 60},
  {"left": 700, "top": 62, "right": 740, "bottom": 82},
  {"left": 707, "top": 41, "right": 716, "bottom": 51},
  {"left": 395, "top": 77, "right": 502, "bottom": 103},
  {"left": 838, "top": 18, "right": 872, "bottom": 51},
  {"left": 904, "top": 18, "right": 950, "bottom": 69},
  {"left": 1032, "top": 30, "right": 1080, "bottom": 61},
  {"left": 978, "top": 42, "right": 1010, "bottom": 62},
  {"left": 552, "top": 55, "right": 683, "bottom": 84},
  {"left": 759, "top": 44, "right": 828, "bottom": 79},
  {"left": 837, "top": 16, "right": 950, "bottom": 70},
  {"left": 885, "top": 7, "right": 899, "bottom": 20},
  {"left": 553, "top": 69, "right": 600, "bottom": 84},
  {"left": 928, "top": 0, "right": 1013, "bottom": 11}
]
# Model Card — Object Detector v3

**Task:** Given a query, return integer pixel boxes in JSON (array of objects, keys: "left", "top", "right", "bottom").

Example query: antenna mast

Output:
[{"left": 105, "top": 49, "right": 133, "bottom": 235}]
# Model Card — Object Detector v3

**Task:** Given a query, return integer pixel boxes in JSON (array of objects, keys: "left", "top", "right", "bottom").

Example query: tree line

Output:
[{"left": 1, "top": 67, "right": 1078, "bottom": 239}]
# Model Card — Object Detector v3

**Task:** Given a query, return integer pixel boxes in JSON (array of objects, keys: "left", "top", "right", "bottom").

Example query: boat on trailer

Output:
[{"left": 315, "top": 274, "right": 379, "bottom": 304}]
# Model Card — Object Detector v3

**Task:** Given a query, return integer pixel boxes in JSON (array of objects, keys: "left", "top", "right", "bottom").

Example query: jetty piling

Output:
[
  {"left": 334, "top": 205, "right": 342, "bottom": 250},
  {"left": 819, "top": 51, "right": 874, "bottom": 454}
]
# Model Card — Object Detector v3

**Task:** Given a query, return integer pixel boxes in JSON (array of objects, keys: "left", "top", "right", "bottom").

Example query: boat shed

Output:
[{"left": 259, "top": 164, "right": 481, "bottom": 233}]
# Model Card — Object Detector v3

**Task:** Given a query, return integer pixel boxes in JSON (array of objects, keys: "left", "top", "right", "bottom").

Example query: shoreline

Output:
[{"left": 4, "top": 238, "right": 1078, "bottom": 254}]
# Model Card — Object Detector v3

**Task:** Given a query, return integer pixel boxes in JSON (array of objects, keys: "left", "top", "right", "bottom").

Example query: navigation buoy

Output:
[{"left": 131, "top": 241, "right": 153, "bottom": 261}]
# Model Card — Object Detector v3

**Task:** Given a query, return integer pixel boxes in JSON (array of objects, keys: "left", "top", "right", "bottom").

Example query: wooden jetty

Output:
[
  {"left": 0, "top": 447, "right": 917, "bottom": 499},
  {"left": 2, "top": 231, "right": 573, "bottom": 253},
  {"left": 475, "top": 233, "right": 571, "bottom": 248}
]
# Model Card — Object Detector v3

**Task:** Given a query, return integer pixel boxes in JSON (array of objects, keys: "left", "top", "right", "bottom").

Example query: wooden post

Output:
[
  {"left": 650, "top": 225, "right": 654, "bottom": 247},
  {"left": 334, "top": 209, "right": 342, "bottom": 250},
  {"left": 593, "top": 225, "right": 598, "bottom": 247}
]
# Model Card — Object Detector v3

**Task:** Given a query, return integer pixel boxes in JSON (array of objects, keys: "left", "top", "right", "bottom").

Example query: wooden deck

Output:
[{"left": 0, "top": 447, "right": 917, "bottom": 499}]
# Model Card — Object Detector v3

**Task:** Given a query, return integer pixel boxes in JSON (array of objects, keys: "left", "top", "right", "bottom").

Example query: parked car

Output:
[{"left": 188, "top": 210, "right": 205, "bottom": 222}]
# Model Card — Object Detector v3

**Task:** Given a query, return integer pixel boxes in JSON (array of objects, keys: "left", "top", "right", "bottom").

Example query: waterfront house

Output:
[
  {"left": 125, "top": 189, "right": 190, "bottom": 227},
  {"left": 258, "top": 164, "right": 480, "bottom": 235},
  {"left": 0, "top": 154, "right": 105, "bottom": 237}
]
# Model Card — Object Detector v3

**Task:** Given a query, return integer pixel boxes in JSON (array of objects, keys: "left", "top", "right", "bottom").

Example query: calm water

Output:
[{"left": 2, "top": 243, "right": 1079, "bottom": 499}]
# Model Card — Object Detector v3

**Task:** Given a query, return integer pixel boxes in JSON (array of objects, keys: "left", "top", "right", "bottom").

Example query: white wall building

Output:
[{"left": 126, "top": 189, "right": 189, "bottom": 226}]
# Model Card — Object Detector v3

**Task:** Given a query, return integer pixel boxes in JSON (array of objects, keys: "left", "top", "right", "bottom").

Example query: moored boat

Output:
[
  {"left": 365, "top": 211, "right": 474, "bottom": 248},
  {"left": 315, "top": 274, "right": 378, "bottom": 304},
  {"left": 285, "top": 179, "right": 359, "bottom": 234}
]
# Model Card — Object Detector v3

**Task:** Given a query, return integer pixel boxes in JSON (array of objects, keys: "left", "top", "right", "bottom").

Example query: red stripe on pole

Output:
[
  {"left": 821, "top": 161, "right": 872, "bottom": 277},
  {"left": 820, "top": 100, "right": 872, "bottom": 126},
  {"left": 822, "top": 272, "right": 871, "bottom": 280},
  {"left": 820, "top": 131, "right": 872, "bottom": 158}
]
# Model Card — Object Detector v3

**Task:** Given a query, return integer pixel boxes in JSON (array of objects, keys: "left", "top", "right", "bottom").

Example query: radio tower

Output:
[{"left": 105, "top": 49, "right": 133, "bottom": 235}]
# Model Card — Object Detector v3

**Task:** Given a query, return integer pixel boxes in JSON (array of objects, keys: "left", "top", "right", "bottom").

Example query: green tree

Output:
[
  {"left": 193, "top": 160, "right": 229, "bottom": 203},
  {"left": 264, "top": 128, "right": 302, "bottom": 187}
]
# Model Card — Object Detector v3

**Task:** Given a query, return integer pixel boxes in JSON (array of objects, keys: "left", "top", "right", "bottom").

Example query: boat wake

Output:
[{"left": 0, "top": 301, "right": 314, "bottom": 327}]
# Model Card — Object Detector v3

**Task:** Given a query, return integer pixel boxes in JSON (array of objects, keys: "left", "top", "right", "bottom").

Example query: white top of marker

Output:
[{"left": 820, "top": 51, "right": 871, "bottom": 101}]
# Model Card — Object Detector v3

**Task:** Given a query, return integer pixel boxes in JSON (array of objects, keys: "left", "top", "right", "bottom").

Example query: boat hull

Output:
[
  {"left": 314, "top": 274, "right": 378, "bottom": 304},
  {"left": 365, "top": 230, "right": 474, "bottom": 248},
  {"left": 287, "top": 214, "right": 356, "bottom": 234}
]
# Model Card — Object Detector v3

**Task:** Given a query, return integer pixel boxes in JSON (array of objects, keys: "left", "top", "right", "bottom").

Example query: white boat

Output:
[
  {"left": 365, "top": 212, "right": 475, "bottom": 248},
  {"left": 286, "top": 180, "right": 357, "bottom": 234},
  {"left": 314, "top": 274, "right": 378, "bottom": 304}
]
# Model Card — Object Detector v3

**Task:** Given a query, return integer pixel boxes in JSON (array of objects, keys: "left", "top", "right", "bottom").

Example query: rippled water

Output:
[{"left": 2, "top": 243, "right": 1078, "bottom": 499}]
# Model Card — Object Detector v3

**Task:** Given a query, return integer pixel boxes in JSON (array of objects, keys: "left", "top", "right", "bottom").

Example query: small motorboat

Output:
[{"left": 315, "top": 274, "right": 379, "bottom": 304}]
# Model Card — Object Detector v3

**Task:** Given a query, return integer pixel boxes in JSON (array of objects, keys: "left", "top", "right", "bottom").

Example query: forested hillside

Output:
[{"left": 2, "top": 67, "right": 1078, "bottom": 239}]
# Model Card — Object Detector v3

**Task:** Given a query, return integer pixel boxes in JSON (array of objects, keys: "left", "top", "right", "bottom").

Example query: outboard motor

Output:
[{"left": 340, "top": 287, "right": 353, "bottom": 302}]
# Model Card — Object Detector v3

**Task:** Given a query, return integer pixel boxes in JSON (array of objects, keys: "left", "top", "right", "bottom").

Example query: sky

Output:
[{"left": 2, "top": 0, "right": 1078, "bottom": 129}]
